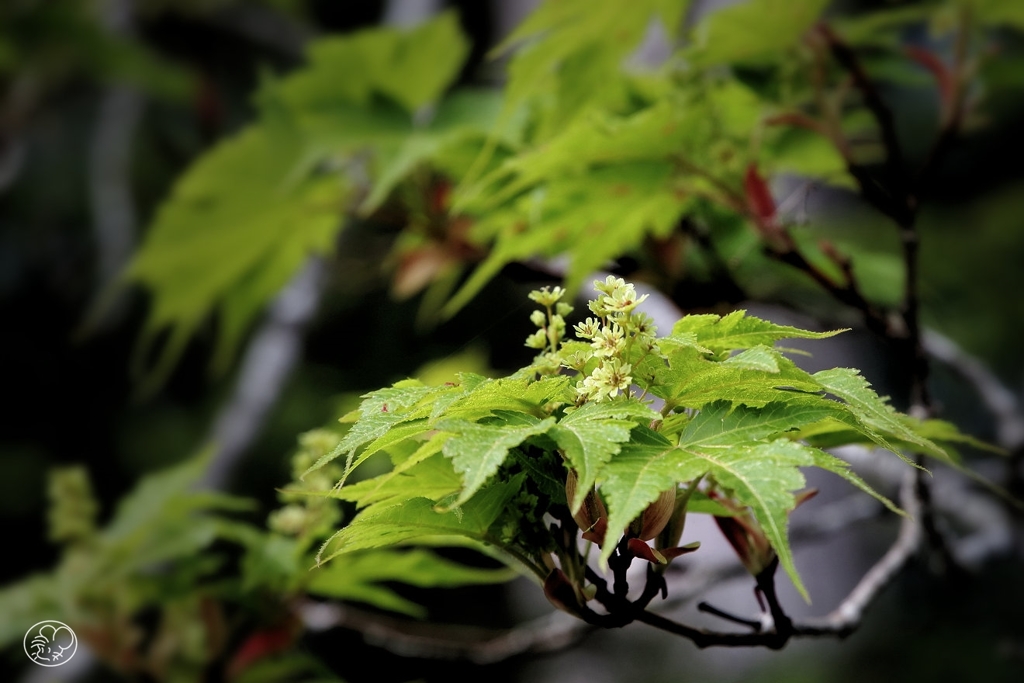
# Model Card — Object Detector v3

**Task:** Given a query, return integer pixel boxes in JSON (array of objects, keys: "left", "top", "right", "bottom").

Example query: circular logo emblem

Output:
[{"left": 23, "top": 621, "right": 77, "bottom": 667}]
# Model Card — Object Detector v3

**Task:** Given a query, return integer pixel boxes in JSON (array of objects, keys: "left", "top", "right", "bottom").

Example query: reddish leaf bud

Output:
[
  {"left": 581, "top": 517, "right": 608, "bottom": 547},
  {"left": 627, "top": 538, "right": 668, "bottom": 565},
  {"left": 793, "top": 488, "right": 819, "bottom": 509},
  {"left": 566, "top": 470, "right": 608, "bottom": 546},
  {"left": 543, "top": 568, "right": 582, "bottom": 615},
  {"left": 744, "top": 163, "right": 777, "bottom": 225},
  {"left": 635, "top": 488, "right": 676, "bottom": 541},
  {"left": 715, "top": 514, "right": 775, "bottom": 577},
  {"left": 904, "top": 45, "right": 954, "bottom": 109},
  {"left": 661, "top": 541, "right": 701, "bottom": 561}
]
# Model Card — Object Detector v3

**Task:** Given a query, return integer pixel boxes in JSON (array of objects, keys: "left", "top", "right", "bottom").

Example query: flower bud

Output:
[{"left": 525, "top": 329, "right": 547, "bottom": 349}]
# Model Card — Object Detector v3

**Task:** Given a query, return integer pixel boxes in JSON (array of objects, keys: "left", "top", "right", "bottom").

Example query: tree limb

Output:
[{"left": 199, "top": 257, "right": 328, "bottom": 490}]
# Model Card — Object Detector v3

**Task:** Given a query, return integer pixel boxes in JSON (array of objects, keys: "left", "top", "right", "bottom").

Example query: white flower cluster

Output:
[{"left": 525, "top": 276, "right": 657, "bottom": 402}]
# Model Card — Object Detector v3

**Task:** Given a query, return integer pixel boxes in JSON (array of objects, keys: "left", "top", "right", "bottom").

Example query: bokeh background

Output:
[{"left": 2, "top": 1, "right": 1023, "bottom": 681}]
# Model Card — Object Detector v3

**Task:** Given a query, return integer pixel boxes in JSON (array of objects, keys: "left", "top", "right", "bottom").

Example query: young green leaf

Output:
[
  {"left": 307, "top": 548, "right": 514, "bottom": 618},
  {"left": 318, "top": 476, "right": 524, "bottom": 563},
  {"left": 813, "top": 368, "right": 948, "bottom": 462},
  {"left": 670, "top": 310, "right": 845, "bottom": 356},
  {"left": 302, "top": 382, "right": 439, "bottom": 480},
  {"left": 495, "top": 0, "right": 687, "bottom": 138},
  {"left": 125, "top": 124, "right": 346, "bottom": 389},
  {"left": 276, "top": 10, "right": 468, "bottom": 114},
  {"left": 437, "top": 416, "right": 557, "bottom": 507},
  {"left": 656, "top": 349, "right": 822, "bottom": 408},
  {"left": 687, "top": 0, "right": 829, "bottom": 67},
  {"left": 334, "top": 453, "right": 462, "bottom": 508},
  {"left": 549, "top": 399, "right": 658, "bottom": 512}
]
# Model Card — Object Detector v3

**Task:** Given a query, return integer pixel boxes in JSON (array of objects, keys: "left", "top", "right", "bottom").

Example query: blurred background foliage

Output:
[{"left": 1, "top": 0, "right": 1023, "bottom": 681}]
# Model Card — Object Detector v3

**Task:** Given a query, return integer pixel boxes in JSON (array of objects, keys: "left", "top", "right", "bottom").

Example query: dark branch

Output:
[
  {"left": 697, "top": 602, "right": 763, "bottom": 631},
  {"left": 298, "top": 601, "right": 591, "bottom": 664},
  {"left": 816, "top": 22, "right": 913, "bottom": 228},
  {"left": 635, "top": 471, "right": 922, "bottom": 647}
]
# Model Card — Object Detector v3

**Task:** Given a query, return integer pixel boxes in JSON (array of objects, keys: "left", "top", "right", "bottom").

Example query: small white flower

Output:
[
  {"left": 574, "top": 317, "right": 601, "bottom": 340},
  {"left": 591, "top": 324, "right": 625, "bottom": 358}
]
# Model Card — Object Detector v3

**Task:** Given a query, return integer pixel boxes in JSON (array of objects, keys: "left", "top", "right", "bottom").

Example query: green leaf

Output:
[
  {"left": 320, "top": 476, "right": 524, "bottom": 561},
  {"left": 473, "top": 103, "right": 702, "bottom": 206},
  {"left": 278, "top": 10, "right": 468, "bottom": 114},
  {"left": 914, "top": 418, "right": 1003, "bottom": 456},
  {"left": 693, "top": 439, "right": 819, "bottom": 602},
  {"left": 722, "top": 345, "right": 784, "bottom": 372},
  {"left": 510, "top": 448, "right": 570, "bottom": 505},
  {"left": 971, "top": 0, "right": 1024, "bottom": 31},
  {"left": 764, "top": 125, "right": 855, "bottom": 189},
  {"left": 687, "top": 0, "right": 829, "bottom": 67},
  {"left": 303, "top": 381, "right": 439, "bottom": 479},
  {"left": 549, "top": 399, "right": 657, "bottom": 512},
  {"left": 239, "top": 532, "right": 302, "bottom": 594},
  {"left": 125, "top": 124, "right": 346, "bottom": 390},
  {"left": 685, "top": 490, "right": 737, "bottom": 517},
  {"left": 307, "top": 548, "right": 515, "bottom": 618},
  {"left": 0, "top": 575, "right": 60, "bottom": 649},
  {"left": 670, "top": 310, "right": 845, "bottom": 356},
  {"left": 496, "top": 0, "right": 688, "bottom": 137},
  {"left": 600, "top": 417, "right": 832, "bottom": 599},
  {"left": 600, "top": 428, "right": 690, "bottom": 568},
  {"left": 335, "top": 452, "right": 462, "bottom": 508},
  {"left": 438, "top": 416, "right": 557, "bottom": 506},
  {"left": 379, "top": 10, "right": 471, "bottom": 112},
  {"left": 804, "top": 450, "right": 901, "bottom": 516},
  {"left": 435, "top": 375, "right": 570, "bottom": 422},
  {"left": 449, "top": 161, "right": 691, "bottom": 314},
  {"left": 680, "top": 400, "right": 847, "bottom": 446},
  {"left": 680, "top": 402, "right": 903, "bottom": 541},
  {"left": 103, "top": 451, "right": 210, "bottom": 541},
  {"left": 832, "top": 5, "right": 934, "bottom": 47},
  {"left": 360, "top": 90, "right": 508, "bottom": 213},
  {"left": 656, "top": 349, "right": 822, "bottom": 408},
  {"left": 347, "top": 418, "right": 433, "bottom": 471},
  {"left": 126, "top": 15, "right": 471, "bottom": 388},
  {"left": 812, "top": 368, "right": 947, "bottom": 461}
]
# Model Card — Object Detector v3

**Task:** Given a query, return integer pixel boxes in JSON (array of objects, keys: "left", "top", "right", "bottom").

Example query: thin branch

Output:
[
  {"left": 754, "top": 559, "right": 792, "bottom": 634},
  {"left": 88, "top": 0, "right": 145, "bottom": 326},
  {"left": 766, "top": 233, "right": 892, "bottom": 338},
  {"left": 300, "top": 452, "right": 1018, "bottom": 660},
  {"left": 636, "top": 470, "right": 921, "bottom": 647},
  {"left": 790, "top": 470, "right": 921, "bottom": 636},
  {"left": 697, "top": 602, "right": 763, "bottom": 631},
  {"left": 816, "top": 22, "right": 912, "bottom": 227},
  {"left": 923, "top": 328, "right": 1024, "bottom": 494},
  {"left": 922, "top": 329, "right": 1024, "bottom": 451},
  {"left": 200, "top": 257, "right": 328, "bottom": 489},
  {"left": 916, "top": 7, "right": 971, "bottom": 192},
  {"left": 813, "top": 19, "right": 977, "bottom": 571},
  {"left": 298, "top": 600, "right": 591, "bottom": 664},
  {"left": 90, "top": 86, "right": 144, "bottom": 298}
]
